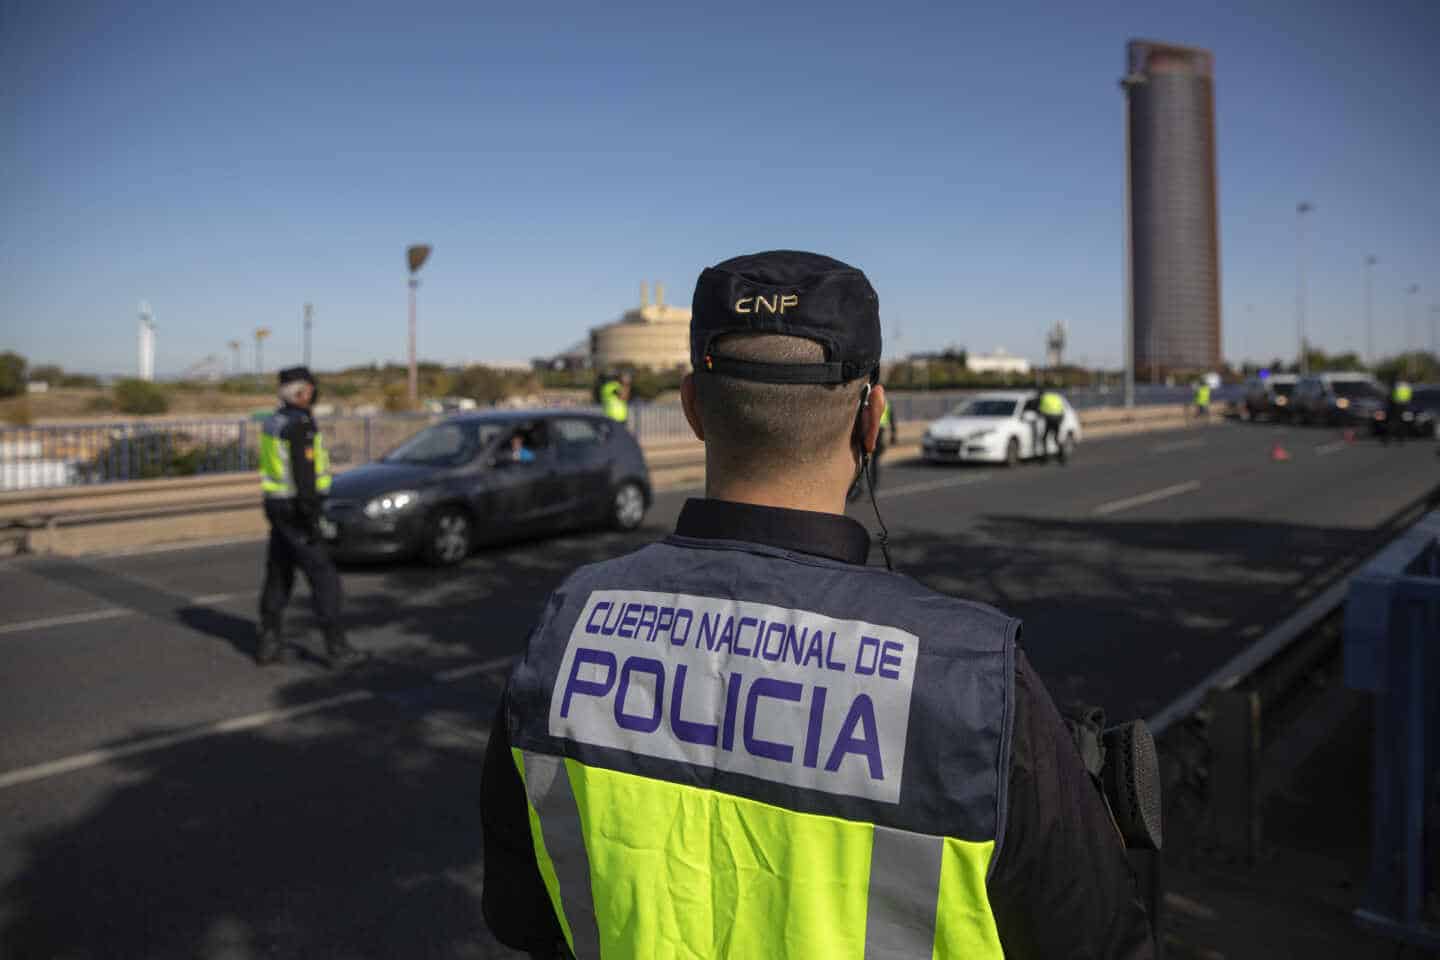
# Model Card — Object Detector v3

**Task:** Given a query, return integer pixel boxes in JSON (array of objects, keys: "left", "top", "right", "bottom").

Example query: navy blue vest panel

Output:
[{"left": 506, "top": 535, "right": 1017, "bottom": 847}]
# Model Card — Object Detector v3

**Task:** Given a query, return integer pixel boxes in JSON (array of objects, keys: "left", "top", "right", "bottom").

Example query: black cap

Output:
[
  {"left": 690, "top": 250, "right": 881, "bottom": 384},
  {"left": 278, "top": 366, "right": 315, "bottom": 386}
]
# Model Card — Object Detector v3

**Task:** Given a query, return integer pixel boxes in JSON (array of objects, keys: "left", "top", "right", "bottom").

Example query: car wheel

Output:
[
  {"left": 1004, "top": 436, "right": 1020, "bottom": 467},
  {"left": 422, "top": 506, "right": 472, "bottom": 566},
  {"left": 612, "top": 481, "right": 646, "bottom": 531}
]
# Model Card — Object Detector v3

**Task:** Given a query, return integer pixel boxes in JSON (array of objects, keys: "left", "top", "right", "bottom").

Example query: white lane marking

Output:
[
  {"left": 91, "top": 534, "right": 266, "bottom": 559},
  {"left": 0, "top": 592, "right": 247, "bottom": 637},
  {"left": 1313, "top": 440, "right": 1346, "bottom": 455},
  {"left": 881, "top": 474, "right": 991, "bottom": 498},
  {"left": 190, "top": 592, "right": 243, "bottom": 605},
  {"left": 431, "top": 653, "right": 519, "bottom": 683},
  {"left": 0, "top": 654, "right": 519, "bottom": 791},
  {"left": 1152, "top": 438, "right": 1207, "bottom": 454},
  {"left": 0, "top": 607, "right": 128, "bottom": 636},
  {"left": 1091, "top": 480, "right": 1202, "bottom": 517}
]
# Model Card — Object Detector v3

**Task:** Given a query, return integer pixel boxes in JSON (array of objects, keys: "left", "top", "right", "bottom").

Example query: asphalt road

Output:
[{"left": 0, "top": 420, "right": 1434, "bottom": 958}]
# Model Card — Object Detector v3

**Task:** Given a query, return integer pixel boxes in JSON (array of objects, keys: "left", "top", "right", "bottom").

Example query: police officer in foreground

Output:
[
  {"left": 1036, "top": 385, "right": 1067, "bottom": 464},
  {"left": 481, "top": 252, "right": 1153, "bottom": 958},
  {"left": 256, "top": 366, "right": 363, "bottom": 668}
]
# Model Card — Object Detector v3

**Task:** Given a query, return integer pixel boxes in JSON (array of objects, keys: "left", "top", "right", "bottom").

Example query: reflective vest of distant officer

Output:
[
  {"left": 1386, "top": 380, "right": 1414, "bottom": 444},
  {"left": 256, "top": 366, "right": 362, "bottom": 668},
  {"left": 600, "top": 376, "right": 630, "bottom": 424},
  {"left": 1038, "top": 389, "right": 1067, "bottom": 463},
  {"left": 1193, "top": 382, "right": 1212, "bottom": 415},
  {"left": 1393, "top": 381, "right": 1414, "bottom": 405}
]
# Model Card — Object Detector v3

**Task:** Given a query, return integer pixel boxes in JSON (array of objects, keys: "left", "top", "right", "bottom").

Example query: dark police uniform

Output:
[
  {"left": 481, "top": 252, "right": 1152, "bottom": 958},
  {"left": 256, "top": 366, "right": 359, "bottom": 667}
]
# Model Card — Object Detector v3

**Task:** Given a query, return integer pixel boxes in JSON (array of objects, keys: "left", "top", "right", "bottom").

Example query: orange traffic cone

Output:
[{"left": 1271, "top": 442, "right": 1292, "bottom": 462}]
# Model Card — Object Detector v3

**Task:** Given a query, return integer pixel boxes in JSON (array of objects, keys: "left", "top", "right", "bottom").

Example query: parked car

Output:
[
  {"left": 1291, "top": 373, "right": 1385, "bottom": 426},
  {"left": 1373, "top": 384, "right": 1440, "bottom": 438},
  {"left": 321, "top": 410, "right": 651, "bottom": 565},
  {"left": 1241, "top": 374, "right": 1298, "bottom": 421},
  {"left": 921, "top": 391, "right": 1082, "bottom": 466}
]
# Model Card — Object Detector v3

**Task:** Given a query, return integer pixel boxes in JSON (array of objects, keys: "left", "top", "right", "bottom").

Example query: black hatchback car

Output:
[{"left": 321, "top": 410, "right": 651, "bottom": 565}]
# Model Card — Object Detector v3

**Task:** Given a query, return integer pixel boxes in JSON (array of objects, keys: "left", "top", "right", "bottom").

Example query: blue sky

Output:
[{"left": 2, "top": 0, "right": 1436, "bottom": 376}]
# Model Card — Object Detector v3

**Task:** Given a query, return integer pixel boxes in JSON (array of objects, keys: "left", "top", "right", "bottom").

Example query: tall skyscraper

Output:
[{"left": 1123, "top": 40, "right": 1221, "bottom": 376}]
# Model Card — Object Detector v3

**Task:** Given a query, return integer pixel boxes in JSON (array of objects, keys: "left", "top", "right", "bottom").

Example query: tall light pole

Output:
[
  {"left": 303, "top": 303, "right": 314, "bottom": 368},
  {"left": 254, "top": 327, "right": 271, "bottom": 378},
  {"left": 406, "top": 245, "right": 432, "bottom": 409},
  {"left": 1295, "top": 202, "right": 1313, "bottom": 374},
  {"left": 1404, "top": 284, "right": 1420, "bottom": 376},
  {"left": 1364, "top": 255, "right": 1377, "bottom": 369},
  {"left": 1119, "top": 70, "right": 1147, "bottom": 407}
]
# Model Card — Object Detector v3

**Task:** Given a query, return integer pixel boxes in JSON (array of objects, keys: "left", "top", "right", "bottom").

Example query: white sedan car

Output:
[{"left": 921, "top": 391, "right": 1082, "bottom": 466}]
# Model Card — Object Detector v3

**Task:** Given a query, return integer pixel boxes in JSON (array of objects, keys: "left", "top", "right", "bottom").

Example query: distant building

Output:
[
  {"left": 966, "top": 349, "right": 1031, "bottom": 376},
  {"left": 590, "top": 281, "right": 691, "bottom": 372},
  {"left": 1124, "top": 39, "right": 1222, "bottom": 374},
  {"left": 535, "top": 340, "right": 592, "bottom": 373}
]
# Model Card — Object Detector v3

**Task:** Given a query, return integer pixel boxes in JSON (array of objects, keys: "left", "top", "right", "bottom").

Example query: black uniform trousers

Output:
[
  {"left": 1385, "top": 401, "right": 1410, "bottom": 443},
  {"left": 1041, "top": 414, "right": 1064, "bottom": 461},
  {"left": 260, "top": 499, "right": 341, "bottom": 632}
]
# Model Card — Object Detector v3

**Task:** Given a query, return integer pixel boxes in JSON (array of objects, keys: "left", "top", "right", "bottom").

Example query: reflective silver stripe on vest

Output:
[
  {"left": 522, "top": 752, "right": 602, "bottom": 959},
  {"left": 865, "top": 825, "right": 943, "bottom": 958}
]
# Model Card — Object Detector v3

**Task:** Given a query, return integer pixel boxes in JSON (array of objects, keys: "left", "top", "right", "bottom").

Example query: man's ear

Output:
[
  {"left": 681, "top": 374, "right": 705, "bottom": 442},
  {"left": 859, "top": 383, "right": 886, "bottom": 455}
]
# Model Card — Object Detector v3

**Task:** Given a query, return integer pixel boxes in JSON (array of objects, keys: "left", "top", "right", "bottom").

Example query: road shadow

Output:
[
  {"left": 0, "top": 672, "right": 518, "bottom": 959},
  {"left": 890, "top": 497, "right": 1436, "bottom": 720}
]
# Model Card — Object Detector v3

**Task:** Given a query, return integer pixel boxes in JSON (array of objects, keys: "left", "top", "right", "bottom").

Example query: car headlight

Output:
[
  {"left": 1335, "top": 397, "right": 1350, "bottom": 410},
  {"left": 1274, "top": 396, "right": 1288, "bottom": 406},
  {"left": 363, "top": 490, "right": 419, "bottom": 519}
]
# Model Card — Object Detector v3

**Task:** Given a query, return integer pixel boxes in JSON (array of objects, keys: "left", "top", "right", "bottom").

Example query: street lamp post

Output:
[
  {"left": 1405, "top": 284, "right": 1420, "bottom": 376},
  {"left": 303, "top": 303, "right": 314, "bottom": 368},
  {"left": 1119, "top": 70, "right": 1147, "bottom": 408},
  {"left": 406, "top": 245, "right": 432, "bottom": 410},
  {"left": 1364, "top": 256, "right": 1377, "bottom": 369},
  {"left": 1296, "top": 202, "right": 1313, "bottom": 375}
]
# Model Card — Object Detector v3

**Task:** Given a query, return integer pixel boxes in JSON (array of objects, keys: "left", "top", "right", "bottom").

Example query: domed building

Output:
[{"left": 589, "top": 282, "right": 691, "bottom": 372}]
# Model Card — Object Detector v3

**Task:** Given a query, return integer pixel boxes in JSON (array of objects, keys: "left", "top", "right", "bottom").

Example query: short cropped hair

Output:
[
  {"left": 693, "top": 334, "right": 867, "bottom": 480},
  {"left": 278, "top": 379, "right": 310, "bottom": 405}
]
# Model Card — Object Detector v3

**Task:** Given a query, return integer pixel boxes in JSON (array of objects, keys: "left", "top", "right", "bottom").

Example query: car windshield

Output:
[
  {"left": 383, "top": 421, "right": 504, "bottom": 466},
  {"left": 954, "top": 399, "right": 1018, "bottom": 418},
  {"left": 1332, "top": 381, "right": 1380, "bottom": 398}
]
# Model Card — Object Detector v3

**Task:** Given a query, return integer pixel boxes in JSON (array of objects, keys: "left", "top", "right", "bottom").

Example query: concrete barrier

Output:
[{"left": 1, "top": 406, "right": 1201, "bottom": 557}]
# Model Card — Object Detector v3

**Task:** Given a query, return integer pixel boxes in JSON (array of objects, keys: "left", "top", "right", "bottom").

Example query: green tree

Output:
[{"left": 0, "top": 351, "right": 27, "bottom": 398}]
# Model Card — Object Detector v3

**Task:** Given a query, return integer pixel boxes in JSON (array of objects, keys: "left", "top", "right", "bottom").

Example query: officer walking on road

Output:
[
  {"left": 1384, "top": 375, "right": 1413, "bottom": 445},
  {"left": 256, "top": 366, "right": 363, "bottom": 668},
  {"left": 1037, "top": 385, "right": 1067, "bottom": 464},
  {"left": 1192, "top": 379, "right": 1212, "bottom": 421},
  {"left": 481, "top": 251, "right": 1153, "bottom": 958}
]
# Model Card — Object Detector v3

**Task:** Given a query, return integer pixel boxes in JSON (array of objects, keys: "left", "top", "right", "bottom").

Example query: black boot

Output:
[
  {"left": 325, "top": 629, "right": 367, "bottom": 669},
  {"left": 256, "top": 625, "right": 286, "bottom": 666}
]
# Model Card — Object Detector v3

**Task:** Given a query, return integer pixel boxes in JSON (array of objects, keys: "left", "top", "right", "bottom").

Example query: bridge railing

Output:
[
  {"left": 1, "top": 385, "right": 1236, "bottom": 491},
  {"left": 1343, "top": 510, "right": 1440, "bottom": 949}
]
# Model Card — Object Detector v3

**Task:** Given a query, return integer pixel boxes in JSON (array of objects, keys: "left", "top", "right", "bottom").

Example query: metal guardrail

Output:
[
  {"left": 0, "top": 385, "right": 1236, "bottom": 491},
  {"left": 1343, "top": 510, "right": 1440, "bottom": 949}
]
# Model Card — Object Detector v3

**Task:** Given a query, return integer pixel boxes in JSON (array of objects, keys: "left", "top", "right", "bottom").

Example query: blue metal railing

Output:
[{"left": 1344, "top": 511, "right": 1440, "bottom": 949}]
